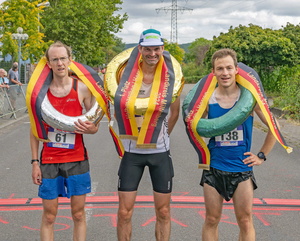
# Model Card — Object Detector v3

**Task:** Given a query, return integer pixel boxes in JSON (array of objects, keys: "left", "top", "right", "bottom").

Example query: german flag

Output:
[
  {"left": 114, "top": 47, "right": 175, "bottom": 148},
  {"left": 183, "top": 63, "right": 292, "bottom": 170},
  {"left": 26, "top": 57, "right": 124, "bottom": 158}
]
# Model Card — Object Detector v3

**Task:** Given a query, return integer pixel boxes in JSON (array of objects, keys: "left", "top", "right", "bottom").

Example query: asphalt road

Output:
[{"left": 0, "top": 85, "right": 299, "bottom": 241}]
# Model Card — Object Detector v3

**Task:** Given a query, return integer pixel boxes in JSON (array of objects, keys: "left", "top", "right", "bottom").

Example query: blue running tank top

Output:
[{"left": 207, "top": 90, "right": 254, "bottom": 172}]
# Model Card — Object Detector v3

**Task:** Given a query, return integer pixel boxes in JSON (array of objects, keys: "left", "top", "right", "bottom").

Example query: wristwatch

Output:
[
  {"left": 257, "top": 152, "right": 266, "bottom": 161},
  {"left": 31, "top": 159, "right": 39, "bottom": 164}
]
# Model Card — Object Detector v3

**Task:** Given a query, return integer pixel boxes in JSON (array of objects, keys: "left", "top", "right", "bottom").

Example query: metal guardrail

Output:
[{"left": 0, "top": 84, "right": 27, "bottom": 120}]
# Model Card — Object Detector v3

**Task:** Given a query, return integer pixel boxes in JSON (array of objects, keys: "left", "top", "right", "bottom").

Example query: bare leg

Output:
[
  {"left": 71, "top": 194, "right": 87, "bottom": 241},
  {"left": 40, "top": 198, "right": 58, "bottom": 241},
  {"left": 117, "top": 191, "right": 137, "bottom": 241},
  {"left": 202, "top": 183, "right": 223, "bottom": 241},
  {"left": 233, "top": 179, "right": 255, "bottom": 241},
  {"left": 153, "top": 191, "right": 171, "bottom": 241}
]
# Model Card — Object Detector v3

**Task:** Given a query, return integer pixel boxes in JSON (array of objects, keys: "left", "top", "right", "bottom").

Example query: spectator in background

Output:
[
  {"left": 0, "top": 68, "right": 10, "bottom": 116},
  {"left": 98, "top": 67, "right": 106, "bottom": 80},
  {"left": 2, "top": 69, "right": 10, "bottom": 85},
  {"left": 8, "top": 62, "right": 22, "bottom": 110}
]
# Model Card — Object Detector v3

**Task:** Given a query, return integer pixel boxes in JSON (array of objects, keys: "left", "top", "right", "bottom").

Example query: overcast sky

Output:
[{"left": 116, "top": 0, "right": 300, "bottom": 44}]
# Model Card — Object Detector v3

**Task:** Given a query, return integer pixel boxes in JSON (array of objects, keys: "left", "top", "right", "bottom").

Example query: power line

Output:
[{"left": 156, "top": 0, "right": 193, "bottom": 43}]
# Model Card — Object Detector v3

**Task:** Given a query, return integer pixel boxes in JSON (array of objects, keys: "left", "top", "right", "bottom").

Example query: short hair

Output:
[
  {"left": 45, "top": 41, "right": 72, "bottom": 61},
  {"left": 0, "top": 68, "right": 7, "bottom": 77},
  {"left": 211, "top": 48, "right": 238, "bottom": 69},
  {"left": 12, "top": 62, "right": 18, "bottom": 71}
]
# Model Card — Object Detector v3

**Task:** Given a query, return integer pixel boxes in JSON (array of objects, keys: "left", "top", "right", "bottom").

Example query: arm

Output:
[
  {"left": 243, "top": 103, "right": 278, "bottom": 167},
  {"left": 167, "top": 97, "right": 180, "bottom": 135},
  {"left": 30, "top": 129, "right": 42, "bottom": 185},
  {"left": 11, "top": 79, "right": 21, "bottom": 85},
  {"left": 74, "top": 81, "right": 99, "bottom": 134},
  {"left": 9, "top": 72, "right": 21, "bottom": 85}
]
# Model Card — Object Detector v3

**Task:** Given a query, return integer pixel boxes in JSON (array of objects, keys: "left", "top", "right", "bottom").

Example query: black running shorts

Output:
[
  {"left": 200, "top": 166, "right": 257, "bottom": 201},
  {"left": 118, "top": 151, "right": 174, "bottom": 193}
]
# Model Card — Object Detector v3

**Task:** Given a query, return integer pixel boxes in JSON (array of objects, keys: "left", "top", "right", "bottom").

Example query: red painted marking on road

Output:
[
  {"left": 263, "top": 198, "right": 300, "bottom": 206},
  {"left": 253, "top": 212, "right": 281, "bottom": 226},
  {"left": 22, "top": 226, "right": 40, "bottom": 231},
  {"left": 28, "top": 198, "right": 43, "bottom": 205},
  {"left": 0, "top": 217, "right": 9, "bottom": 224},
  {"left": 52, "top": 222, "right": 71, "bottom": 231},
  {"left": 58, "top": 215, "right": 73, "bottom": 220},
  {"left": 23, "top": 220, "right": 71, "bottom": 231},
  {"left": 1, "top": 196, "right": 299, "bottom": 206},
  {"left": 8, "top": 193, "right": 15, "bottom": 199},
  {"left": 170, "top": 218, "right": 188, "bottom": 227},
  {"left": 89, "top": 192, "right": 118, "bottom": 196},
  {"left": 141, "top": 215, "right": 155, "bottom": 226},
  {"left": 1, "top": 204, "right": 300, "bottom": 212},
  {"left": 93, "top": 214, "right": 117, "bottom": 227},
  {"left": 171, "top": 196, "right": 205, "bottom": 203},
  {"left": 0, "top": 198, "right": 29, "bottom": 205},
  {"left": 86, "top": 196, "right": 118, "bottom": 202},
  {"left": 172, "top": 192, "right": 191, "bottom": 196},
  {"left": 198, "top": 210, "right": 238, "bottom": 225},
  {"left": 141, "top": 216, "right": 188, "bottom": 227}
]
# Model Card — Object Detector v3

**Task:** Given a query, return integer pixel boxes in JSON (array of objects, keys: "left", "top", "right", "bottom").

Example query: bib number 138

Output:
[{"left": 215, "top": 125, "right": 244, "bottom": 147}]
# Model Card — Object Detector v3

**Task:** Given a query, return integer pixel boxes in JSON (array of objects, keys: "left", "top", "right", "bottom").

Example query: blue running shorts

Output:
[{"left": 38, "top": 160, "right": 91, "bottom": 200}]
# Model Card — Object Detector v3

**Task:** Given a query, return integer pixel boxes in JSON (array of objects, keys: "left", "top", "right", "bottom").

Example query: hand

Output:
[
  {"left": 32, "top": 163, "right": 42, "bottom": 185},
  {"left": 243, "top": 152, "right": 264, "bottom": 167},
  {"left": 74, "top": 119, "right": 99, "bottom": 134}
]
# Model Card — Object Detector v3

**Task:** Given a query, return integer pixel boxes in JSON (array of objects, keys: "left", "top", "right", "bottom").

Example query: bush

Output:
[
  {"left": 182, "top": 62, "right": 209, "bottom": 83},
  {"left": 268, "top": 65, "right": 300, "bottom": 121}
]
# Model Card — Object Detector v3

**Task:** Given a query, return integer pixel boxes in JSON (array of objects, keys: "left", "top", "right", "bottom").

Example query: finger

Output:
[
  {"left": 36, "top": 178, "right": 42, "bottom": 185},
  {"left": 33, "top": 177, "right": 40, "bottom": 185}
]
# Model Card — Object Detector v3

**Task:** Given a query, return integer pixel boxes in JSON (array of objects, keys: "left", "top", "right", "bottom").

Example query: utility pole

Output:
[{"left": 156, "top": 0, "right": 192, "bottom": 43}]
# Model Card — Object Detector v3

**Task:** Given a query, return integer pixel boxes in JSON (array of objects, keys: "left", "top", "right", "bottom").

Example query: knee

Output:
[
  {"left": 72, "top": 209, "right": 86, "bottom": 223},
  {"left": 43, "top": 212, "right": 57, "bottom": 225},
  {"left": 118, "top": 207, "right": 133, "bottom": 222},
  {"left": 237, "top": 216, "right": 253, "bottom": 230},
  {"left": 205, "top": 214, "right": 221, "bottom": 227},
  {"left": 156, "top": 206, "right": 170, "bottom": 221}
]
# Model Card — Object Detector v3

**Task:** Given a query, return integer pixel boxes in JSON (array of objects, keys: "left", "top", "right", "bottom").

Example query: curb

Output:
[{"left": 0, "top": 113, "right": 29, "bottom": 130}]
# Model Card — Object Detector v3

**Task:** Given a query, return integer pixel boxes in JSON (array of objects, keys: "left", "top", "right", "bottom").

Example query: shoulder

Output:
[
  {"left": 8, "top": 70, "right": 15, "bottom": 76},
  {"left": 77, "top": 79, "right": 92, "bottom": 98},
  {"left": 77, "top": 80, "right": 89, "bottom": 91}
]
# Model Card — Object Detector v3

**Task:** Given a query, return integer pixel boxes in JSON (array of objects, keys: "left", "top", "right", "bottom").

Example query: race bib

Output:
[
  {"left": 215, "top": 125, "right": 244, "bottom": 147},
  {"left": 47, "top": 127, "right": 76, "bottom": 149}
]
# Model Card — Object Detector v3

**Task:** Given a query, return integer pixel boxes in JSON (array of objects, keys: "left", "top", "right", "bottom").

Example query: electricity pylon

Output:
[{"left": 156, "top": 0, "right": 193, "bottom": 43}]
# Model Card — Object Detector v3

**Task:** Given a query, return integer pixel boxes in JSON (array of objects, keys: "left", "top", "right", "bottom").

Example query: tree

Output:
[
  {"left": 282, "top": 22, "right": 300, "bottom": 63},
  {"left": 0, "top": 0, "right": 51, "bottom": 62},
  {"left": 182, "top": 38, "right": 211, "bottom": 83},
  {"left": 42, "top": 0, "right": 128, "bottom": 66},
  {"left": 164, "top": 40, "right": 185, "bottom": 64},
  {"left": 184, "top": 37, "right": 211, "bottom": 65},
  {"left": 206, "top": 24, "right": 297, "bottom": 76},
  {"left": 101, "top": 36, "right": 126, "bottom": 67}
]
